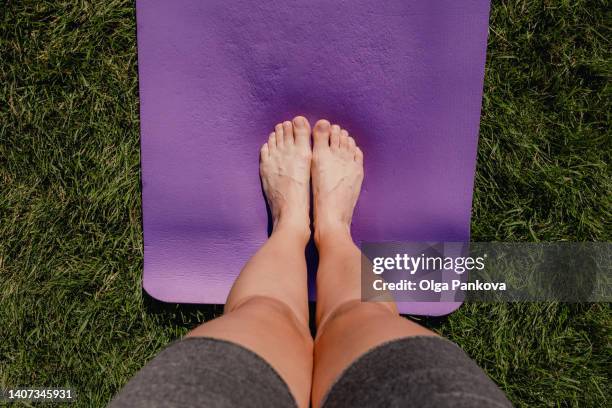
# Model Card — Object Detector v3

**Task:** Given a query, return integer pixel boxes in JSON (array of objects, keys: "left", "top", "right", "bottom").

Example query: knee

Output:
[
  {"left": 231, "top": 295, "right": 313, "bottom": 346},
  {"left": 230, "top": 295, "right": 299, "bottom": 318},
  {"left": 316, "top": 300, "right": 395, "bottom": 341}
]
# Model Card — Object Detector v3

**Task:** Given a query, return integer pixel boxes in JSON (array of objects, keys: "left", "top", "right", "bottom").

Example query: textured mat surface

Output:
[{"left": 137, "top": 0, "right": 490, "bottom": 315}]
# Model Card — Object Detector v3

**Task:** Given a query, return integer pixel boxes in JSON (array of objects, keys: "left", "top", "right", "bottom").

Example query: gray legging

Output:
[{"left": 110, "top": 336, "right": 512, "bottom": 407}]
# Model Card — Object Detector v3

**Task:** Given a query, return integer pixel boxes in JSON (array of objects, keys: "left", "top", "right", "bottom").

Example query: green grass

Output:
[{"left": 1, "top": 0, "right": 610, "bottom": 406}]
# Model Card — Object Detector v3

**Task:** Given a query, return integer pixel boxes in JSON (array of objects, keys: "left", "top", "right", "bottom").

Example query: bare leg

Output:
[
  {"left": 310, "top": 120, "right": 437, "bottom": 407},
  {"left": 187, "top": 116, "right": 313, "bottom": 407}
]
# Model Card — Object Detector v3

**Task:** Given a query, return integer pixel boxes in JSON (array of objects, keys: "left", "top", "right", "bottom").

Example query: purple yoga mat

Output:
[{"left": 137, "top": 0, "right": 490, "bottom": 315}]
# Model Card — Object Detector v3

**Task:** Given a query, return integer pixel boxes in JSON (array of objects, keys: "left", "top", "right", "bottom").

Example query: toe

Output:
[
  {"left": 340, "top": 130, "right": 349, "bottom": 150},
  {"left": 313, "top": 119, "right": 331, "bottom": 150},
  {"left": 348, "top": 136, "right": 356, "bottom": 152},
  {"left": 292, "top": 116, "right": 311, "bottom": 147},
  {"left": 260, "top": 142, "right": 270, "bottom": 161},
  {"left": 330, "top": 125, "right": 341, "bottom": 149},
  {"left": 355, "top": 146, "right": 364, "bottom": 163},
  {"left": 282, "top": 120, "right": 294, "bottom": 145},
  {"left": 275, "top": 123, "right": 284, "bottom": 147},
  {"left": 268, "top": 132, "right": 277, "bottom": 149}
]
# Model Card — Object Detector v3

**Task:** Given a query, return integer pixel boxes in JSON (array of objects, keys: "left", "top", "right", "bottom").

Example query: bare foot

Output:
[
  {"left": 311, "top": 119, "right": 364, "bottom": 244},
  {"left": 260, "top": 116, "right": 312, "bottom": 239}
]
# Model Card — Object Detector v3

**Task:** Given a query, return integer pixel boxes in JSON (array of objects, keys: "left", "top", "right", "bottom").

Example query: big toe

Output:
[
  {"left": 292, "top": 116, "right": 311, "bottom": 147},
  {"left": 313, "top": 119, "right": 331, "bottom": 150}
]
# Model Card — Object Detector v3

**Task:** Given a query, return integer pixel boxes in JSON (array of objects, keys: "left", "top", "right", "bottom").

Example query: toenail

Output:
[{"left": 316, "top": 120, "right": 330, "bottom": 130}]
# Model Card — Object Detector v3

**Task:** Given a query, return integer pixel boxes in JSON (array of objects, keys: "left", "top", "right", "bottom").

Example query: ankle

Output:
[
  {"left": 272, "top": 218, "right": 311, "bottom": 244},
  {"left": 314, "top": 222, "right": 352, "bottom": 247}
]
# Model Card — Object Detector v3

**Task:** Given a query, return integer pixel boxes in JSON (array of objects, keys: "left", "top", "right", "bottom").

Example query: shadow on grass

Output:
[{"left": 142, "top": 289, "right": 224, "bottom": 329}]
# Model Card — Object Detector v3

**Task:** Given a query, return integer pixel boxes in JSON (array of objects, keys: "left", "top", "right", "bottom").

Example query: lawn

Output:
[{"left": 1, "top": 1, "right": 610, "bottom": 406}]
